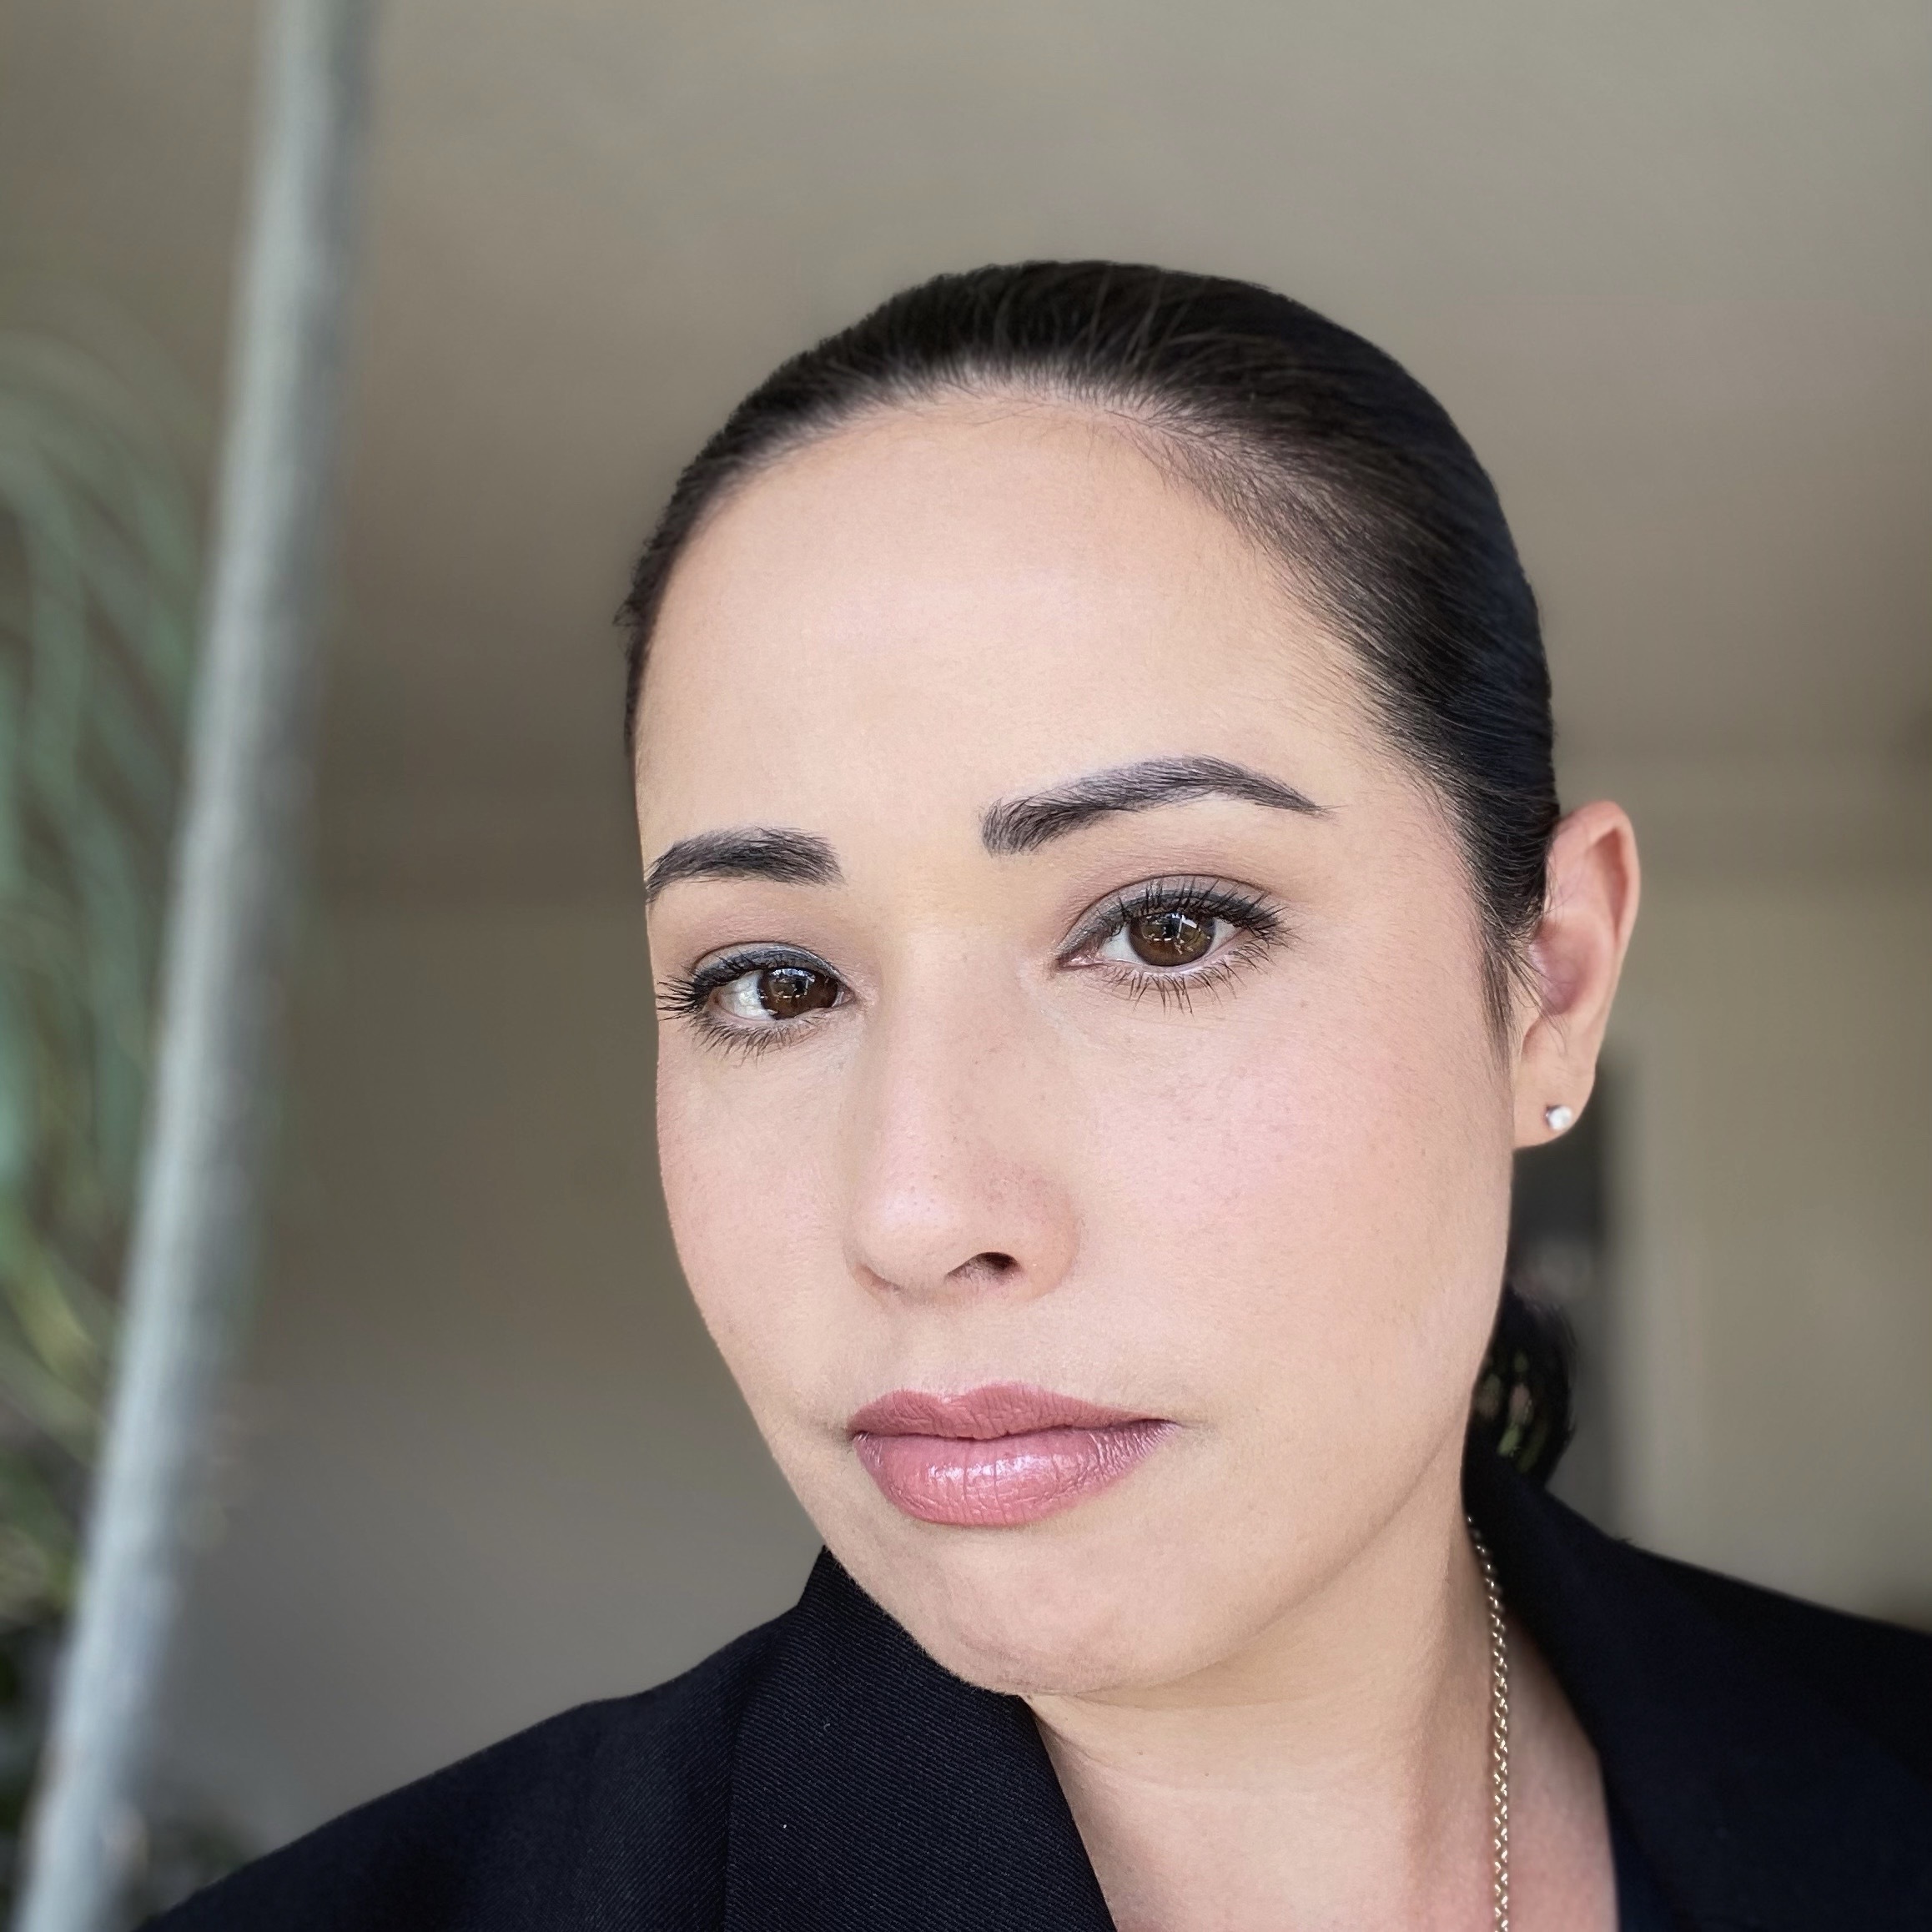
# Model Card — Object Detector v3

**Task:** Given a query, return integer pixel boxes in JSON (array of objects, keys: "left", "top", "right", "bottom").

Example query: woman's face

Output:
[{"left": 635, "top": 400, "right": 1525, "bottom": 1696}]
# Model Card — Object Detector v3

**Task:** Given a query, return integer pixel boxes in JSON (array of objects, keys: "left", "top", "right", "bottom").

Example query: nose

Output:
[{"left": 841, "top": 965, "right": 1079, "bottom": 1305}]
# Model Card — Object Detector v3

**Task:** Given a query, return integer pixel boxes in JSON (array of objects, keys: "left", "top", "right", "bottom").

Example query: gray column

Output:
[{"left": 14, "top": 1, "right": 377, "bottom": 1925}]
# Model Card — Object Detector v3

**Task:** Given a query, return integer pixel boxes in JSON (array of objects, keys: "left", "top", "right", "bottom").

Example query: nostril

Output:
[{"left": 952, "top": 1250, "right": 1019, "bottom": 1282}]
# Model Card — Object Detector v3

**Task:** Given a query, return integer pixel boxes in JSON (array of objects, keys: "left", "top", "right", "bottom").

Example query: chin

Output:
[{"left": 827, "top": 1494, "right": 1255, "bottom": 1698}]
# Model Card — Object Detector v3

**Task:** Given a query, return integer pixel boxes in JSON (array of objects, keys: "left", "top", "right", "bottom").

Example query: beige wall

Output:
[
  {"left": 153, "top": 826, "right": 1932, "bottom": 1853},
  {"left": 1610, "top": 875, "right": 1932, "bottom": 1621}
]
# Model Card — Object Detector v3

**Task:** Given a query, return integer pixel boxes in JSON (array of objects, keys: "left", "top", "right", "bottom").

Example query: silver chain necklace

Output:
[{"left": 1467, "top": 1519, "right": 1512, "bottom": 1932}]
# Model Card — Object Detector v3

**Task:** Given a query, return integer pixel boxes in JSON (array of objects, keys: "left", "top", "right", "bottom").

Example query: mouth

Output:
[{"left": 847, "top": 1382, "right": 1175, "bottom": 1528}]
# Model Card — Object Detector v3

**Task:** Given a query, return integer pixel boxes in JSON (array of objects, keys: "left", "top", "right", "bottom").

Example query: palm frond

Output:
[{"left": 0, "top": 320, "right": 199, "bottom": 1633}]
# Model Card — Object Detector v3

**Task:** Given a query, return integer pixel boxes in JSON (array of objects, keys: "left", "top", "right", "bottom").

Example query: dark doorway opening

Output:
[{"left": 1509, "top": 1079, "right": 1615, "bottom": 1527}]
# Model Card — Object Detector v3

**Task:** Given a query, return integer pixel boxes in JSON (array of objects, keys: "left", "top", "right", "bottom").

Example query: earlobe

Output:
[{"left": 1514, "top": 801, "right": 1641, "bottom": 1147}]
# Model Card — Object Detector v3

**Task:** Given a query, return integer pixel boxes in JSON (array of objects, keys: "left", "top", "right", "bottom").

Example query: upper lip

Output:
[{"left": 847, "top": 1381, "right": 1158, "bottom": 1441}]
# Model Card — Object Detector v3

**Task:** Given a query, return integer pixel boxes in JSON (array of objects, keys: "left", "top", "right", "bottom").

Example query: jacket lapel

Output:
[
  {"left": 722, "top": 1552, "right": 1116, "bottom": 1932},
  {"left": 1470, "top": 1455, "right": 1932, "bottom": 1930}
]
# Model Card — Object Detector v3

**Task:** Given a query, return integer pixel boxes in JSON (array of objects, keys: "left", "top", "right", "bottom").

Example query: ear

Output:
[{"left": 1512, "top": 800, "right": 1641, "bottom": 1149}]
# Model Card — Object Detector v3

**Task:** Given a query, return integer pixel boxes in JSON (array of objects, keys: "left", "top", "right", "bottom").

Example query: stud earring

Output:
[{"left": 1543, "top": 1104, "right": 1576, "bottom": 1133}]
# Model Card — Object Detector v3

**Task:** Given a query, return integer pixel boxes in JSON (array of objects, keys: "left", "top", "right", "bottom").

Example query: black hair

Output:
[{"left": 621, "top": 261, "right": 1572, "bottom": 1482}]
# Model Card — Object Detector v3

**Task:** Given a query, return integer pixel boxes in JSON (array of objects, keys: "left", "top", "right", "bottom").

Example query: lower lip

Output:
[{"left": 853, "top": 1420, "right": 1175, "bottom": 1527}]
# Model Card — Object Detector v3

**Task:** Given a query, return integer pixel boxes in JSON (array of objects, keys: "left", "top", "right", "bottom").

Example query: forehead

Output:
[{"left": 634, "top": 399, "right": 1369, "bottom": 839}]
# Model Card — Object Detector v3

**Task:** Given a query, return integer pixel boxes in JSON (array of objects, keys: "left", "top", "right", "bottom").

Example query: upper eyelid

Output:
[{"left": 689, "top": 941, "right": 836, "bottom": 983}]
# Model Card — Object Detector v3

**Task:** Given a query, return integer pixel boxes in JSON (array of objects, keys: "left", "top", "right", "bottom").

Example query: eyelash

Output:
[
  {"left": 655, "top": 945, "right": 841, "bottom": 1063},
  {"left": 1065, "top": 876, "right": 1284, "bottom": 1012},
  {"left": 658, "top": 876, "right": 1285, "bottom": 1059}
]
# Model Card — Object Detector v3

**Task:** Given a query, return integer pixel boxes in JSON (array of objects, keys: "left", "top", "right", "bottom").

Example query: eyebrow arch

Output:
[
  {"left": 643, "top": 827, "right": 842, "bottom": 906},
  {"left": 981, "top": 755, "right": 1323, "bottom": 856}
]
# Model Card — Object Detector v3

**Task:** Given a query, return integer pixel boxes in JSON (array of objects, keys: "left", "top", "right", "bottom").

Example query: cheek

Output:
[
  {"left": 1068, "top": 942, "right": 1513, "bottom": 1460},
  {"left": 655, "top": 1053, "right": 848, "bottom": 1414}
]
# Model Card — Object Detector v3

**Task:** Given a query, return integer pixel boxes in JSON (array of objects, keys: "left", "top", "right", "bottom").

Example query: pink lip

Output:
[{"left": 848, "top": 1382, "right": 1175, "bottom": 1527}]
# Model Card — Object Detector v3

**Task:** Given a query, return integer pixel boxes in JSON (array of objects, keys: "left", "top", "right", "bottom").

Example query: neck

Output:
[{"left": 1025, "top": 1441, "right": 1496, "bottom": 1932}]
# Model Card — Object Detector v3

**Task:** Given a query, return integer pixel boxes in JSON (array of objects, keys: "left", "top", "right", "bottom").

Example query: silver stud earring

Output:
[{"left": 1543, "top": 1104, "right": 1576, "bottom": 1133}]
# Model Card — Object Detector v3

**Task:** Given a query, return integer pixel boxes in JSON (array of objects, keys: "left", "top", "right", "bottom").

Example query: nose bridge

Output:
[{"left": 841, "top": 933, "right": 1076, "bottom": 1300}]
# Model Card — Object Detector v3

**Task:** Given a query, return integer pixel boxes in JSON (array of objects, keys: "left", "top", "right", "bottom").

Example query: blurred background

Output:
[{"left": 1, "top": 0, "right": 1926, "bottom": 1879}]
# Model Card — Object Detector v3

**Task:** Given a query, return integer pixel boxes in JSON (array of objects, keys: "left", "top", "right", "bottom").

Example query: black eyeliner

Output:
[{"left": 656, "top": 943, "right": 841, "bottom": 1019}]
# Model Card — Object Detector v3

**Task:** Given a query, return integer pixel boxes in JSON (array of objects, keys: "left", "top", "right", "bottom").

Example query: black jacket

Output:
[{"left": 155, "top": 1457, "right": 1932, "bottom": 1929}]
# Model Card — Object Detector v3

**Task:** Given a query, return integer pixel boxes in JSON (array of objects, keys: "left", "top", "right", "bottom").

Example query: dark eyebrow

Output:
[
  {"left": 642, "top": 827, "right": 841, "bottom": 906},
  {"left": 981, "top": 755, "right": 1323, "bottom": 856}
]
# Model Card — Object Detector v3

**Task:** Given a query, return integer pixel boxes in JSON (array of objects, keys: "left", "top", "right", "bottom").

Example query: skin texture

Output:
[{"left": 634, "top": 395, "right": 1640, "bottom": 1931}]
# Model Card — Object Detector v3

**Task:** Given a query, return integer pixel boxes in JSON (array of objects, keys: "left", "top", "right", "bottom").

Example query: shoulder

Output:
[
  {"left": 1635, "top": 1546, "right": 1932, "bottom": 1783},
  {"left": 148, "top": 1617, "right": 782, "bottom": 1931}
]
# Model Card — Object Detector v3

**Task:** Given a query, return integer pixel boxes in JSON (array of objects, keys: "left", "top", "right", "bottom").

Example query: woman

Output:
[{"left": 161, "top": 264, "right": 1932, "bottom": 1930}]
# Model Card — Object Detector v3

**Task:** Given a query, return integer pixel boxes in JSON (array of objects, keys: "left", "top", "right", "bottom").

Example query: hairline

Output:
[{"left": 630, "top": 371, "right": 1351, "bottom": 726}]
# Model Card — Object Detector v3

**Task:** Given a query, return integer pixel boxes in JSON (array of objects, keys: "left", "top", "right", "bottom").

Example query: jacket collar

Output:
[
  {"left": 724, "top": 1467, "right": 1932, "bottom": 1930},
  {"left": 1466, "top": 1452, "right": 1932, "bottom": 1930}
]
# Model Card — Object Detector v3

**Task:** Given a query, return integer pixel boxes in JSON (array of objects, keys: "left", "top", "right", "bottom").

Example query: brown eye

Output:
[
  {"left": 708, "top": 959, "right": 843, "bottom": 1024},
  {"left": 1125, "top": 908, "right": 1215, "bottom": 967},
  {"left": 752, "top": 963, "right": 838, "bottom": 1019}
]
